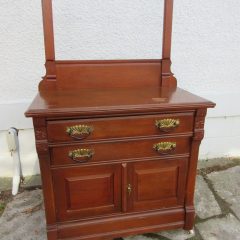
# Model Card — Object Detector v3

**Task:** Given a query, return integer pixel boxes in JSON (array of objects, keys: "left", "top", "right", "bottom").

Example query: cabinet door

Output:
[
  {"left": 128, "top": 158, "right": 188, "bottom": 212},
  {"left": 52, "top": 164, "right": 122, "bottom": 221}
]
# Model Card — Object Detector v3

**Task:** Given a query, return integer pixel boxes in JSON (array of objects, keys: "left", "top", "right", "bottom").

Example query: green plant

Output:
[{"left": 0, "top": 202, "right": 6, "bottom": 213}]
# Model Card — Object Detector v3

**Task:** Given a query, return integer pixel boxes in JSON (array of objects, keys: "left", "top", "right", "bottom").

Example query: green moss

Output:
[{"left": 0, "top": 202, "right": 6, "bottom": 214}]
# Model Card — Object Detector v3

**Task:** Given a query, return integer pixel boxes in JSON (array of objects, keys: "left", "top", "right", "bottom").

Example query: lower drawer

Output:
[{"left": 50, "top": 137, "right": 190, "bottom": 166}]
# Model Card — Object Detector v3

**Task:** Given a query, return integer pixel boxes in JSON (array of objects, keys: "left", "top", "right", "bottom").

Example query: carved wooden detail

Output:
[
  {"left": 35, "top": 128, "right": 47, "bottom": 140},
  {"left": 35, "top": 141, "right": 48, "bottom": 155},
  {"left": 193, "top": 109, "right": 207, "bottom": 141}
]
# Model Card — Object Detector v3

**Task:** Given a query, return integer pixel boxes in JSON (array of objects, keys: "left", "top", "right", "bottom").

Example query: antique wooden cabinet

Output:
[{"left": 25, "top": 0, "right": 215, "bottom": 239}]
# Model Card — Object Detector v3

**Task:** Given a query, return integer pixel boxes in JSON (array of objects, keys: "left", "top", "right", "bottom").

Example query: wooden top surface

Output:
[{"left": 25, "top": 87, "right": 215, "bottom": 118}]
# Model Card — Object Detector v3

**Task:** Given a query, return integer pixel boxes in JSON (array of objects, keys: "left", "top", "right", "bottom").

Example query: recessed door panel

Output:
[
  {"left": 52, "top": 164, "right": 121, "bottom": 221},
  {"left": 135, "top": 167, "right": 178, "bottom": 201},
  {"left": 65, "top": 173, "right": 114, "bottom": 210},
  {"left": 129, "top": 158, "right": 188, "bottom": 212}
]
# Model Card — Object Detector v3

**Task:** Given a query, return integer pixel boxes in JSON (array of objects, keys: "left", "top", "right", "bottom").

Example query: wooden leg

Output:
[
  {"left": 184, "top": 206, "right": 195, "bottom": 230},
  {"left": 47, "top": 225, "right": 58, "bottom": 240}
]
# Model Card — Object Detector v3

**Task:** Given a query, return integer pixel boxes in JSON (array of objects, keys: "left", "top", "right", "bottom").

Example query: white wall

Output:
[{"left": 0, "top": 0, "right": 240, "bottom": 177}]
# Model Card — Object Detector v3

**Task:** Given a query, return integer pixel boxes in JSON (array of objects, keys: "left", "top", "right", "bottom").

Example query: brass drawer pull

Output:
[
  {"left": 66, "top": 125, "right": 94, "bottom": 139},
  {"left": 153, "top": 142, "right": 176, "bottom": 155},
  {"left": 68, "top": 149, "right": 94, "bottom": 163},
  {"left": 155, "top": 119, "right": 180, "bottom": 132}
]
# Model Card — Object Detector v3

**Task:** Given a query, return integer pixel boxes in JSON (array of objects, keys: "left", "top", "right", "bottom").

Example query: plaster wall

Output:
[{"left": 0, "top": 0, "right": 240, "bottom": 177}]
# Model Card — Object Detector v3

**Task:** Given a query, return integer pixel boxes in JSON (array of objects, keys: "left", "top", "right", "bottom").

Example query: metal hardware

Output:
[
  {"left": 68, "top": 149, "right": 94, "bottom": 163},
  {"left": 6, "top": 128, "right": 24, "bottom": 196},
  {"left": 155, "top": 119, "right": 180, "bottom": 132},
  {"left": 188, "top": 230, "right": 195, "bottom": 235},
  {"left": 153, "top": 142, "right": 176, "bottom": 154},
  {"left": 127, "top": 184, "right": 132, "bottom": 196},
  {"left": 66, "top": 125, "right": 94, "bottom": 139}
]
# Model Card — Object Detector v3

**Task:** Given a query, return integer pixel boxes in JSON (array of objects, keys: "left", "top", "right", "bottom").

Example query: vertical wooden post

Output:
[
  {"left": 161, "top": 0, "right": 177, "bottom": 88},
  {"left": 184, "top": 109, "right": 207, "bottom": 230},
  {"left": 42, "top": 0, "right": 55, "bottom": 60},
  {"left": 162, "top": 0, "right": 174, "bottom": 60},
  {"left": 39, "top": 0, "right": 56, "bottom": 91},
  {"left": 33, "top": 117, "right": 57, "bottom": 239}
]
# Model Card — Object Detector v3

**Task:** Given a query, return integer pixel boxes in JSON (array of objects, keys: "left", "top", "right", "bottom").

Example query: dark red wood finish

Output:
[
  {"left": 50, "top": 137, "right": 191, "bottom": 166},
  {"left": 47, "top": 112, "right": 194, "bottom": 143},
  {"left": 52, "top": 163, "right": 122, "bottom": 221},
  {"left": 56, "top": 60, "right": 162, "bottom": 90},
  {"left": 128, "top": 158, "right": 188, "bottom": 212},
  {"left": 58, "top": 208, "right": 185, "bottom": 240},
  {"left": 25, "top": 87, "right": 214, "bottom": 118},
  {"left": 25, "top": 0, "right": 215, "bottom": 239},
  {"left": 38, "top": 0, "right": 176, "bottom": 91}
]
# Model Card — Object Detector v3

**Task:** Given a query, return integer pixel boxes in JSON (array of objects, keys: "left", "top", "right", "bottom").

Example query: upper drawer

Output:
[{"left": 47, "top": 112, "right": 194, "bottom": 143}]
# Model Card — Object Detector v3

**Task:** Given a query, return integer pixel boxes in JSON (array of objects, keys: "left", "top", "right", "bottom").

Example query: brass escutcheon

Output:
[{"left": 127, "top": 184, "right": 132, "bottom": 196}]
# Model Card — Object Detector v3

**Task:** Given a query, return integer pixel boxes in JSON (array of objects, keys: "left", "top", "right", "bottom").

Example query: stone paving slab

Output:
[
  {"left": 156, "top": 229, "right": 195, "bottom": 240},
  {"left": 207, "top": 166, "right": 240, "bottom": 219},
  {"left": 125, "top": 230, "right": 195, "bottom": 240},
  {"left": 196, "top": 214, "right": 240, "bottom": 240},
  {"left": 194, "top": 175, "right": 221, "bottom": 219},
  {"left": 0, "top": 190, "right": 46, "bottom": 240},
  {"left": 124, "top": 235, "right": 155, "bottom": 240},
  {"left": 197, "top": 158, "right": 240, "bottom": 170}
]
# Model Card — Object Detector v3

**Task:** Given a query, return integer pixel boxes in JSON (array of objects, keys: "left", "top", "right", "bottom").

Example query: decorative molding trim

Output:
[
  {"left": 161, "top": 59, "right": 177, "bottom": 88},
  {"left": 193, "top": 109, "right": 207, "bottom": 141},
  {"left": 39, "top": 60, "right": 57, "bottom": 91},
  {"left": 35, "top": 128, "right": 47, "bottom": 140},
  {"left": 0, "top": 92, "right": 240, "bottom": 130},
  {"left": 36, "top": 140, "right": 49, "bottom": 155}
]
